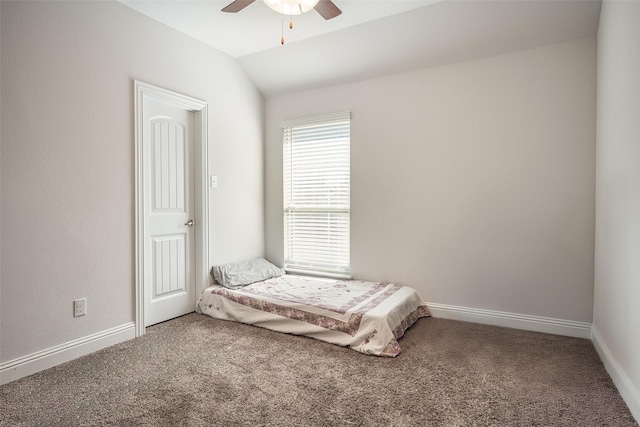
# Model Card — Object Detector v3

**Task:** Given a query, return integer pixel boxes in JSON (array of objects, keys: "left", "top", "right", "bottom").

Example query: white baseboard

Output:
[
  {"left": 0, "top": 322, "right": 136, "bottom": 385},
  {"left": 591, "top": 325, "right": 640, "bottom": 423},
  {"left": 426, "top": 302, "right": 592, "bottom": 339}
]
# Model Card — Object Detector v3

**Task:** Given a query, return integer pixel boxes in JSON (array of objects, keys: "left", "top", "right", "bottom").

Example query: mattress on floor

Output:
[{"left": 197, "top": 274, "right": 430, "bottom": 356}]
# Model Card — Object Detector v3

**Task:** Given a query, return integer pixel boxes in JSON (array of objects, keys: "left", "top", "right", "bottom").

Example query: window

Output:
[{"left": 283, "top": 112, "right": 350, "bottom": 278}]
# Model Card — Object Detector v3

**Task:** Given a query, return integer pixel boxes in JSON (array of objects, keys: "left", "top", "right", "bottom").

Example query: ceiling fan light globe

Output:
[
  {"left": 262, "top": 0, "right": 319, "bottom": 15},
  {"left": 301, "top": 0, "right": 320, "bottom": 11}
]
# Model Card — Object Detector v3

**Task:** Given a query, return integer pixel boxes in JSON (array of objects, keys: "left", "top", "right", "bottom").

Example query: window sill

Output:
[{"left": 284, "top": 268, "right": 352, "bottom": 281}]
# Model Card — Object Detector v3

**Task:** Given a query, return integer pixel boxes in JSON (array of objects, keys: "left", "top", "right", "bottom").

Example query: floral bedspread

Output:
[{"left": 197, "top": 275, "right": 430, "bottom": 357}]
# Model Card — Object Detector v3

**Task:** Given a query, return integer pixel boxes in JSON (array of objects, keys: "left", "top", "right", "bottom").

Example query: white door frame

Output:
[{"left": 134, "top": 80, "right": 209, "bottom": 337}]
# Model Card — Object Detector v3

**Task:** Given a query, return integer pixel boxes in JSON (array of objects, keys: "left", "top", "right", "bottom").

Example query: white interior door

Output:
[{"left": 143, "top": 99, "right": 196, "bottom": 326}]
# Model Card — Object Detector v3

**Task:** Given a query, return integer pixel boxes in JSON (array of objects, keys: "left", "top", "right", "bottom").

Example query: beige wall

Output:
[
  {"left": 266, "top": 37, "right": 596, "bottom": 322},
  {"left": 0, "top": 1, "right": 264, "bottom": 362},
  {"left": 594, "top": 0, "right": 640, "bottom": 420}
]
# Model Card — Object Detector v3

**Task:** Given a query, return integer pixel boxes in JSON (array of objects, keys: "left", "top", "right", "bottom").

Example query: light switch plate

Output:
[{"left": 210, "top": 175, "right": 218, "bottom": 188}]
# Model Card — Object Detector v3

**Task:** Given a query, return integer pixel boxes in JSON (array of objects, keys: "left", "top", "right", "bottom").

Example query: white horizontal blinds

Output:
[{"left": 283, "top": 112, "right": 350, "bottom": 276}]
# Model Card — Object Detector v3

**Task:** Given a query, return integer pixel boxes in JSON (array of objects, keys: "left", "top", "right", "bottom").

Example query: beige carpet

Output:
[{"left": 0, "top": 314, "right": 637, "bottom": 426}]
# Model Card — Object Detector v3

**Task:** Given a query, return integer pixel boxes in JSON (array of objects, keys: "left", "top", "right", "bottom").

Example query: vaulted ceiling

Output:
[{"left": 120, "top": 0, "right": 602, "bottom": 97}]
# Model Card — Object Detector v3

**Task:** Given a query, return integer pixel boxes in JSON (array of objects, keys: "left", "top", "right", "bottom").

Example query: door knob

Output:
[{"left": 185, "top": 219, "right": 194, "bottom": 227}]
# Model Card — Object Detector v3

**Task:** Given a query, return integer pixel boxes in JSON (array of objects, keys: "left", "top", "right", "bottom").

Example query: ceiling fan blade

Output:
[
  {"left": 314, "top": 0, "right": 342, "bottom": 20},
  {"left": 221, "top": 0, "right": 256, "bottom": 13}
]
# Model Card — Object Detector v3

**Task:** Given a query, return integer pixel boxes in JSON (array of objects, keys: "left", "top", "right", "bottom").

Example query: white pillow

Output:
[{"left": 211, "top": 258, "right": 285, "bottom": 289}]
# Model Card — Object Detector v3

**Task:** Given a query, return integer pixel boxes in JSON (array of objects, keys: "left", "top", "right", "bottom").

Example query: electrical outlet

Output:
[{"left": 74, "top": 298, "right": 87, "bottom": 317}]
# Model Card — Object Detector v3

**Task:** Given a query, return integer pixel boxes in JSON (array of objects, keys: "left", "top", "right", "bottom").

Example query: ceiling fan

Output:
[{"left": 222, "top": 0, "right": 342, "bottom": 20}]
